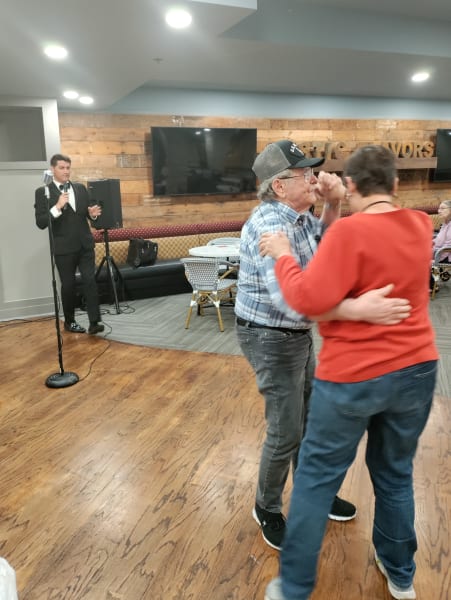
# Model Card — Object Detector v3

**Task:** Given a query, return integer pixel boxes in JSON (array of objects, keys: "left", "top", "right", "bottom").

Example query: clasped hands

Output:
[{"left": 313, "top": 171, "right": 345, "bottom": 208}]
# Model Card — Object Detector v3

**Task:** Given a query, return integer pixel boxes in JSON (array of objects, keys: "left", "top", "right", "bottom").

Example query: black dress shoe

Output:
[
  {"left": 64, "top": 321, "right": 86, "bottom": 333},
  {"left": 88, "top": 322, "right": 105, "bottom": 335}
]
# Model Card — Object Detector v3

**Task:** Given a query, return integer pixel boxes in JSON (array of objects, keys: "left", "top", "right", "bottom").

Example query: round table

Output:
[{"left": 188, "top": 245, "right": 240, "bottom": 258}]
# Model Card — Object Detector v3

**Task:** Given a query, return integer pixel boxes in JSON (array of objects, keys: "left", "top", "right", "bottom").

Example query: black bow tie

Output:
[{"left": 59, "top": 183, "right": 70, "bottom": 191}]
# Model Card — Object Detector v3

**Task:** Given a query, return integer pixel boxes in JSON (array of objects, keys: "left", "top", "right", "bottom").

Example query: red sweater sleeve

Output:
[{"left": 274, "top": 219, "right": 360, "bottom": 315}]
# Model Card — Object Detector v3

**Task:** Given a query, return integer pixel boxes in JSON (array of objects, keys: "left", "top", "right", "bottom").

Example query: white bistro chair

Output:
[
  {"left": 180, "top": 257, "right": 237, "bottom": 332},
  {"left": 206, "top": 237, "right": 240, "bottom": 276}
]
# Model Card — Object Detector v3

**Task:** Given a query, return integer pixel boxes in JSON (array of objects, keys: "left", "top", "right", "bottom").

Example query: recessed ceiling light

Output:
[
  {"left": 165, "top": 7, "right": 192, "bottom": 29},
  {"left": 44, "top": 45, "right": 68, "bottom": 60},
  {"left": 79, "top": 96, "right": 94, "bottom": 105},
  {"left": 63, "top": 90, "right": 79, "bottom": 100},
  {"left": 411, "top": 71, "right": 430, "bottom": 83}
]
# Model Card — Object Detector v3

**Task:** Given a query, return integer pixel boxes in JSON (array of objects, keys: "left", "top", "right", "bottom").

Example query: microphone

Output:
[
  {"left": 43, "top": 169, "right": 53, "bottom": 185},
  {"left": 43, "top": 169, "right": 53, "bottom": 198},
  {"left": 61, "top": 181, "right": 70, "bottom": 210}
]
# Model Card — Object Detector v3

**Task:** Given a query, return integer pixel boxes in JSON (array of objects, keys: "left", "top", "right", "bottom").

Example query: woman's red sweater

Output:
[{"left": 275, "top": 209, "right": 439, "bottom": 382}]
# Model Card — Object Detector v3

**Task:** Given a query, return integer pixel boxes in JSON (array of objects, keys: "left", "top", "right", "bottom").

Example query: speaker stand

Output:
[{"left": 95, "top": 229, "right": 124, "bottom": 314}]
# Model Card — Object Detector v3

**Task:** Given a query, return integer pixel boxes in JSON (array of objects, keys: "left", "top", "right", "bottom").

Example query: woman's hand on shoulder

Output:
[{"left": 259, "top": 231, "right": 292, "bottom": 260}]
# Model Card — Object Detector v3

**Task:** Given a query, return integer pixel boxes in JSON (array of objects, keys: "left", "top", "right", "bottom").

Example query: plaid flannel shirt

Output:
[{"left": 235, "top": 200, "right": 324, "bottom": 329}]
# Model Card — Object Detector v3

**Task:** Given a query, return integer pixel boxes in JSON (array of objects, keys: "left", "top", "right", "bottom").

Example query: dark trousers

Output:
[{"left": 55, "top": 248, "right": 100, "bottom": 325}]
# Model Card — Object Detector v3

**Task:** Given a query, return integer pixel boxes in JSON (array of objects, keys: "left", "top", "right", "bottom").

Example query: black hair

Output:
[
  {"left": 50, "top": 153, "right": 71, "bottom": 166},
  {"left": 343, "top": 145, "right": 396, "bottom": 198}
]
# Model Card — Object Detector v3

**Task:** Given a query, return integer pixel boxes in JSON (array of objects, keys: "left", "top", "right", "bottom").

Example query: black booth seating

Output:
[{"left": 75, "top": 221, "right": 244, "bottom": 305}]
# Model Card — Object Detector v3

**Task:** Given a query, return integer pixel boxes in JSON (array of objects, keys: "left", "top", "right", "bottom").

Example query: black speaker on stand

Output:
[
  {"left": 88, "top": 179, "right": 123, "bottom": 230},
  {"left": 87, "top": 179, "right": 124, "bottom": 313}
]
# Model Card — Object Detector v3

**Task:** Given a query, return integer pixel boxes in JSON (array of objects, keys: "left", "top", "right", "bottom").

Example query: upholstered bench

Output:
[{"left": 76, "top": 221, "right": 244, "bottom": 304}]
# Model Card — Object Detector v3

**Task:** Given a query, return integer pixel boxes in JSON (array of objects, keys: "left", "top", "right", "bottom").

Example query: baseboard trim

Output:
[{"left": 0, "top": 297, "right": 54, "bottom": 321}]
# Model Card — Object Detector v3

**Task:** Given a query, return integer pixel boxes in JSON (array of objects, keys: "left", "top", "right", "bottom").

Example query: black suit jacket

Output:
[{"left": 35, "top": 181, "right": 95, "bottom": 255}]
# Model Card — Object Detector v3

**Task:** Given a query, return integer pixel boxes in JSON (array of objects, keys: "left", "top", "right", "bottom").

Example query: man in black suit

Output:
[{"left": 35, "top": 153, "right": 104, "bottom": 334}]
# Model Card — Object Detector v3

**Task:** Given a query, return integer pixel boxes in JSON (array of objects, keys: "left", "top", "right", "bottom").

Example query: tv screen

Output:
[
  {"left": 151, "top": 127, "right": 257, "bottom": 196},
  {"left": 432, "top": 128, "right": 451, "bottom": 182}
]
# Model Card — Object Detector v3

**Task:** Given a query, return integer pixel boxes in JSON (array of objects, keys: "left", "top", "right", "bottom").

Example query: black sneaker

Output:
[
  {"left": 252, "top": 504, "right": 286, "bottom": 550},
  {"left": 88, "top": 322, "right": 105, "bottom": 335},
  {"left": 64, "top": 321, "right": 86, "bottom": 333},
  {"left": 328, "top": 496, "right": 357, "bottom": 521}
]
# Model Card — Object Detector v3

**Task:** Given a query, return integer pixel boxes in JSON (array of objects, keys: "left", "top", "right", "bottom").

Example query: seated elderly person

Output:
[{"left": 430, "top": 199, "right": 451, "bottom": 291}]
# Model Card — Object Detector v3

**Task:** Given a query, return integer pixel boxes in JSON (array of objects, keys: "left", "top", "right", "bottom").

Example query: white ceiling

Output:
[{"left": 1, "top": 0, "right": 451, "bottom": 111}]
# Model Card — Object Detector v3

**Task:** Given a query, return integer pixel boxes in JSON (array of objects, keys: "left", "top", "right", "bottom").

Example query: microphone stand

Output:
[{"left": 44, "top": 181, "right": 79, "bottom": 388}]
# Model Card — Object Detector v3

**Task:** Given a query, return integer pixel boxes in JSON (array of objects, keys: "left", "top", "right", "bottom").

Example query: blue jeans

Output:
[
  {"left": 236, "top": 324, "right": 314, "bottom": 512},
  {"left": 280, "top": 360, "right": 437, "bottom": 600}
]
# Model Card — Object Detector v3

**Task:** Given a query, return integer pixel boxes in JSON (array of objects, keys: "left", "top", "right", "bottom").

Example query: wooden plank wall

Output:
[{"left": 59, "top": 113, "right": 451, "bottom": 227}]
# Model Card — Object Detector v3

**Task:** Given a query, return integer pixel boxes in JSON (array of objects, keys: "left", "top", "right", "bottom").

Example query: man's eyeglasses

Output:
[{"left": 278, "top": 168, "right": 313, "bottom": 182}]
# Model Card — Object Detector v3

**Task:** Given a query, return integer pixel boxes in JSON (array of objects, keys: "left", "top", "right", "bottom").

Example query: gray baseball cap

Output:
[{"left": 252, "top": 139, "right": 325, "bottom": 181}]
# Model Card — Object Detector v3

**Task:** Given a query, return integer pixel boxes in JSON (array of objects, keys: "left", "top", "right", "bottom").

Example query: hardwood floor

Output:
[{"left": 0, "top": 317, "right": 449, "bottom": 599}]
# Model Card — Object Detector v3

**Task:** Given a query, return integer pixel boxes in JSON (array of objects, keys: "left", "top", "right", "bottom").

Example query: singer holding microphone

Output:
[{"left": 34, "top": 153, "right": 104, "bottom": 334}]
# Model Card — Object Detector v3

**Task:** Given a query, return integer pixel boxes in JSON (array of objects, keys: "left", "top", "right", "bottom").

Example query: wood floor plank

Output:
[{"left": 0, "top": 314, "right": 449, "bottom": 599}]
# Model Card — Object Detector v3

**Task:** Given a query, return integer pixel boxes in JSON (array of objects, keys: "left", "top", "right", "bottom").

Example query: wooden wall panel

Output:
[
  {"left": 63, "top": 141, "right": 145, "bottom": 156},
  {"left": 59, "top": 113, "right": 451, "bottom": 227},
  {"left": 61, "top": 127, "right": 148, "bottom": 142}
]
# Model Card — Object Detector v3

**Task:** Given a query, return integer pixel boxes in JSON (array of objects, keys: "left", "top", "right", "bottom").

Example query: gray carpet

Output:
[
  {"left": 76, "top": 284, "right": 451, "bottom": 396},
  {"left": 78, "top": 292, "right": 242, "bottom": 355}
]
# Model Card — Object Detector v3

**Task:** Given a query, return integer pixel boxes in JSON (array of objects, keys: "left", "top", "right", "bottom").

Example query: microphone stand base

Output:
[{"left": 45, "top": 371, "right": 79, "bottom": 388}]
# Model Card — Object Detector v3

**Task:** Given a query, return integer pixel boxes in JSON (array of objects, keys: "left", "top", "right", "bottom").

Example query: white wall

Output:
[
  {"left": 0, "top": 170, "right": 55, "bottom": 319},
  {"left": 0, "top": 98, "right": 60, "bottom": 321},
  {"left": 107, "top": 87, "right": 451, "bottom": 120}
]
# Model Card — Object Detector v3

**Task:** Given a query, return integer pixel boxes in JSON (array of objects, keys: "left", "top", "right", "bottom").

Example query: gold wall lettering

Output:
[{"left": 301, "top": 141, "right": 435, "bottom": 160}]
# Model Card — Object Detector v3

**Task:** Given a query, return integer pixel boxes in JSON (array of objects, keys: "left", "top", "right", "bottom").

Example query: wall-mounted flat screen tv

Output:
[
  {"left": 151, "top": 126, "right": 257, "bottom": 196},
  {"left": 432, "top": 128, "right": 451, "bottom": 183}
]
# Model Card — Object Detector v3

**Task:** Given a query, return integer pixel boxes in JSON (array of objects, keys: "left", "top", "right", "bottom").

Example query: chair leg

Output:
[
  {"left": 185, "top": 306, "right": 193, "bottom": 329},
  {"left": 197, "top": 293, "right": 209, "bottom": 316},
  {"left": 431, "top": 267, "right": 440, "bottom": 300},
  {"left": 185, "top": 294, "right": 197, "bottom": 329},
  {"left": 215, "top": 306, "right": 224, "bottom": 332},
  {"left": 212, "top": 294, "right": 224, "bottom": 332}
]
